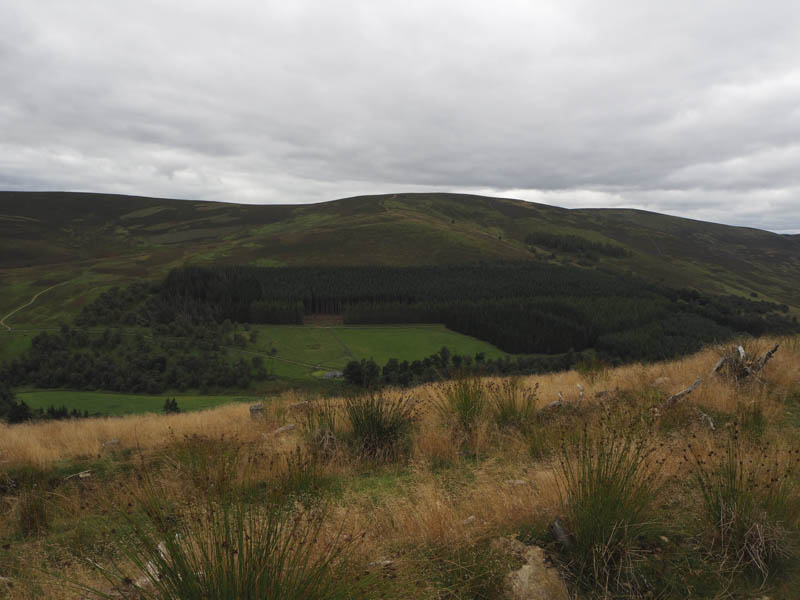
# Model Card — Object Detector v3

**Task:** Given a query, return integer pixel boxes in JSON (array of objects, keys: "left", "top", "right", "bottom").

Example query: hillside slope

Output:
[{"left": 1, "top": 191, "right": 799, "bottom": 326}]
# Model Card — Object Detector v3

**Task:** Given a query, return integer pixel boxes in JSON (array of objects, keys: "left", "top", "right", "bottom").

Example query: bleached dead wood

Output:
[
  {"left": 710, "top": 343, "right": 779, "bottom": 382},
  {"left": 663, "top": 377, "right": 702, "bottom": 408},
  {"left": 697, "top": 409, "right": 716, "bottom": 431},
  {"left": 753, "top": 343, "right": 780, "bottom": 373}
]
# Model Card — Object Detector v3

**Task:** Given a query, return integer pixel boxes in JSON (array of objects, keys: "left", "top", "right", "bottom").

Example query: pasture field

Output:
[
  {"left": 16, "top": 391, "right": 259, "bottom": 416},
  {"left": 245, "top": 323, "right": 507, "bottom": 379}
]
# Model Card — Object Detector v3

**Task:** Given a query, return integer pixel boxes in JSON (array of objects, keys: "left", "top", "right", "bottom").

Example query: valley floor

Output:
[{"left": 1, "top": 336, "right": 799, "bottom": 598}]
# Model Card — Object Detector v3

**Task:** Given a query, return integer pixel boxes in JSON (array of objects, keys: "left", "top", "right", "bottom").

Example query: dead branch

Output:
[
  {"left": 663, "top": 377, "right": 702, "bottom": 408},
  {"left": 752, "top": 343, "right": 780, "bottom": 373}
]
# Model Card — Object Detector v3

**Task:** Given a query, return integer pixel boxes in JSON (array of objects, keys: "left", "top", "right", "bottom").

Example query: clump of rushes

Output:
[
  {"left": 15, "top": 485, "right": 49, "bottom": 537},
  {"left": 267, "top": 446, "right": 327, "bottom": 503},
  {"left": 300, "top": 399, "right": 341, "bottom": 461},
  {"left": 434, "top": 377, "right": 486, "bottom": 433},
  {"left": 166, "top": 433, "right": 242, "bottom": 500},
  {"left": 84, "top": 485, "right": 358, "bottom": 599},
  {"left": 556, "top": 425, "right": 662, "bottom": 595},
  {"left": 487, "top": 378, "right": 538, "bottom": 432},
  {"left": 688, "top": 426, "right": 800, "bottom": 581},
  {"left": 345, "top": 395, "right": 416, "bottom": 460},
  {"left": 421, "top": 539, "right": 514, "bottom": 599}
]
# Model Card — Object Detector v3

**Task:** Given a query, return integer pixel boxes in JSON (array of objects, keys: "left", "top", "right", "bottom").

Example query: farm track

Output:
[{"left": 0, "top": 280, "right": 70, "bottom": 331}]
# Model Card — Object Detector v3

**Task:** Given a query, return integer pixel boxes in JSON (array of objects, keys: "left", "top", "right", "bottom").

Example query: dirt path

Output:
[{"left": 0, "top": 281, "right": 70, "bottom": 331}]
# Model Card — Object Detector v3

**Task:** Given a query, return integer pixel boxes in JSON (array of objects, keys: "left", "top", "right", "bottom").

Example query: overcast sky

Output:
[{"left": 2, "top": 1, "right": 799, "bottom": 232}]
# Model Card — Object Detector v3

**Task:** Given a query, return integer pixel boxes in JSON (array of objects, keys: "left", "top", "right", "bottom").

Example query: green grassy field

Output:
[
  {"left": 0, "top": 330, "right": 37, "bottom": 363},
  {"left": 243, "top": 324, "right": 506, "bottom": 380},
  {"left": 17, "top": 390, "right": 259, "bottom": 416}
]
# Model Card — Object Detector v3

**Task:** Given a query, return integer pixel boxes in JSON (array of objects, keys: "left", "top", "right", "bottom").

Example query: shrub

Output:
[
  {"left": 556, "top": 427, "right": 661, "bottom": 594},
  {"left": 575, "top": 354, "right": 608, "bottom": 383},
  {"left": 345, "top": 395, "right": 415, "bottom": 460},
  {"left": 162, "top": 398, "right": 180, "bottom": 414},
  {"left": 435, "top": 377, "right": 486, "bottom": 433},
  {"left": 487, "top": 378, "right": 537, "bottom": 432},
  {"left": 86, "top": 496, "right": 355, "bottom": 600},
  {"left": 688, "top": 427, "right": 800, "bottom": 581}
]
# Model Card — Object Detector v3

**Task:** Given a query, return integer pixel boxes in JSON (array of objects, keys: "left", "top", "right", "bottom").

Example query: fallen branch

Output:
[
  {"left": 697, "top": 409, "right": 716, "bottom": 431},
  {"left": 752, "top": 343, "right": 780, "bottom": 374},
  {"left": 663, "top": 377, "right": 702, "bottom": 408}
]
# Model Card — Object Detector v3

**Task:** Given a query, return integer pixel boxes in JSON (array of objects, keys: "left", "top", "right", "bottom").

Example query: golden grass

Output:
[
  {"left": 2, "top": 337, "right": 797, "bottom": 468},
  {"left": 2, "top": 336, "right": 799, "bottom": 598}
]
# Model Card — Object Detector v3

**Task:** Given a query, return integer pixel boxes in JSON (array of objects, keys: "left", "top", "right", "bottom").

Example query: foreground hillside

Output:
[
  {"left": 2, "top": 191, "right": 800, "bottom": 329},
  {"left": 2, "top": 336, "right": 799, "bottom": 598}
]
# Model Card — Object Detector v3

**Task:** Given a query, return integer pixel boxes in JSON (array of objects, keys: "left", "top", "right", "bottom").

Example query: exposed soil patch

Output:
[{"left": 304, "top": 313, "right": 344, "bottom": 326}]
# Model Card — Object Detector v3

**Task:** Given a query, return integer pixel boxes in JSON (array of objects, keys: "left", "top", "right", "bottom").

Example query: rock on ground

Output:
[{"left": 492, "top": 537, "right": 570, "bottom": 600}]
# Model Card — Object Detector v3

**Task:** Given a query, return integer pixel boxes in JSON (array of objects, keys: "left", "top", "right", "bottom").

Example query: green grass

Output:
[
  {"left": 0, "top": 331, "right": 36, "bottom": 363},
  {"left": 244, "top": 324, "right": 506, "bottom": 379},
  {"left": 16, "top": 391, "right": 258, "bottom": 416},
  {"left": 333, "top": 325, "right": 505, "bottom": 363}
]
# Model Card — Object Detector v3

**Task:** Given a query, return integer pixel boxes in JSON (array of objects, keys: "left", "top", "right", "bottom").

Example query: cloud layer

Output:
[{"left": 1, "top": 1, "right": 799, "bottom": 231}]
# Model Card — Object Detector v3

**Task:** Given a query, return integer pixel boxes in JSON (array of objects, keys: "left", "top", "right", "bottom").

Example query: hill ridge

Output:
[{"left": 1, "top": 190, "right": 799, "bottom": 327}]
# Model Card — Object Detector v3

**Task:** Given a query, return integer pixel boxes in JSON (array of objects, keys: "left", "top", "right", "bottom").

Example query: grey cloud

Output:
[{"left": 1, "top": 1, "right": 799, "bottom": 230}]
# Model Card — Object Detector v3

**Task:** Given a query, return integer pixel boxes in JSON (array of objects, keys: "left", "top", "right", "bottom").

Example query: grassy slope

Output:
[
  {"left": 2, "top": 191, "right": 799, "bottom": 330},
  {"left": 2, "top": 337, "right": 800, "bottom": 598}
]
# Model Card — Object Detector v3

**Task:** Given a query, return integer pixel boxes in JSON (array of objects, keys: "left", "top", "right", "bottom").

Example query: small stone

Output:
[
  {"left": 505, "top": 479, "right": 528, "bottom": 486},
  {"left": 368, "top": 559, "right": 393, "bottom": 568},
  {"left": 506, "top": 545, "right": 569, "bottom": 600},
  {"left": 492, "top": 537, "right": 569, "bottom": 600}
]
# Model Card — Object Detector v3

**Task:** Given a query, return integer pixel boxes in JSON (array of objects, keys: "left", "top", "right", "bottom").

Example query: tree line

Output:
[
  {"left": 342, "top": 346, "right": 579, "bottom": 389},
  {"left": 1, "top": 321, "right": 271, "bottom": 395}
]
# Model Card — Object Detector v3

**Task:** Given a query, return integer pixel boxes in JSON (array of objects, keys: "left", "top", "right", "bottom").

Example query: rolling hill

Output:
[{"left": 2, "top": 190, "right": 799, "bottom": 328}]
